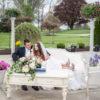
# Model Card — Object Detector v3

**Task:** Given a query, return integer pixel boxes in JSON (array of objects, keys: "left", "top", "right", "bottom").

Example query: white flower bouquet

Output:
[{"left": 8, "top": 57, "right": 38, "bottom": 80}]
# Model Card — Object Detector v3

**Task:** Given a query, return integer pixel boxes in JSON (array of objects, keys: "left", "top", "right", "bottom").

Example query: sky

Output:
[
  {"left": 86, "top": 0, "right": 100, "bottom": 3},
  {"left": 0, "top": 0, "right": 100, "bottom": 12}
]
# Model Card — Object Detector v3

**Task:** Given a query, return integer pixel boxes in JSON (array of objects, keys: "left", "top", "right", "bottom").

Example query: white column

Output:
[
  {"left": 11, "top": 17, "right": 16, "bottom": 55},
  {"left": 24, "top": 0, "right": 27, "bottom": 4},
  {"left": 89, "top": 18, "right": 96, "bottom": 58}
]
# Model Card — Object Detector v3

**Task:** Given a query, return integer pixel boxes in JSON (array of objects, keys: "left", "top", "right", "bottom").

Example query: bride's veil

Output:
[{"left": 39, "top": 42, "right": 48, "bottom": 57}]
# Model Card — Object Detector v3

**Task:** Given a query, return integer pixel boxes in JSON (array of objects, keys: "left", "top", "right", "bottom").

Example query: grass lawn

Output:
[
  {"left": 0, "top": 33, "right": 11, "bottom": 49},
  {"left": 57, "top": 29, "right": 90, "bottom": 34},
  {"left": 0, "top": 32, "right": 90, "bottom": 49},
  {"left": 42, "top": 35, "right": 90, "bottom": 48}
]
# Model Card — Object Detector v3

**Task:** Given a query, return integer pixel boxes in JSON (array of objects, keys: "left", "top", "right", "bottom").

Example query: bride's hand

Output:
[
  {"left": 45, "top": 56, "right": 50, "bottom": 61},
  {"left": 30, "top": 52, "right": 34, "bottom": 58}
]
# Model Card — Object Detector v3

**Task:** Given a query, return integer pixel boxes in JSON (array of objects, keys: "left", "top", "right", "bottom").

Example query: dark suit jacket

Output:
[{"left": 12, "top": 47, "right": 26, "bottom": 62}]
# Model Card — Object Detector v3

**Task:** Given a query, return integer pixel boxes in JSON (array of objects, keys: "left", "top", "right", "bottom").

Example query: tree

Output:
[
  {"left": 41, "top": 12, "right": 60, "bottom": 43},
  {"left": 15, "top": 22, "right": 41, "bottom": 43},
  {"left": 41, "top": 12, "right": 60, "bottom": 35},
  {"left": 94, "top": 17, "right": 100, "bottom": 46},
  {"left": 54, "top": 0, "right": 86, "bottom": 30},
  {"left": 13, "top": 0, "right": 45, "bottom": 12},
  {"left": 13, "top": 0, "right": 46, "bottom": 29},
  {"left": 21, "top": 4, "right": 34, "bottom": 19}
]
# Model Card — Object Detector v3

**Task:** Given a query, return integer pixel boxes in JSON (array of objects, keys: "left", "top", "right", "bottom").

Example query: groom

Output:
[{"left": 12, "top": 39, "right": 39, "bottom": 91}]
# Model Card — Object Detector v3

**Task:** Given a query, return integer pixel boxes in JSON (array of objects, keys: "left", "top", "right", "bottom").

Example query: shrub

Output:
[
  {"left": 15, "top": 22, "right": 41, "bottom": 43},
  {"left": 5, "top": 8, "right": 21, "bottom": 17},
  {"left": 15, "top": 16, "right": 33, "bottom": 25},
  {"left": 94, "top": 17, "right": 100, "bottom": 46},
  {"left": 0, "top": 18, "right": 11, "bottom": 32},
  {"left": 78, "top": 42, "right": 85, "bottom": 48},
  {"left": 57, "top": 43, "right": 65, "bottom": 48}
]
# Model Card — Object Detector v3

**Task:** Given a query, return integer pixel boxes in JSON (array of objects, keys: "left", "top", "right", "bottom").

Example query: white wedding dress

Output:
[
  {"left": 41, "top": 56, "right": 86, "bottom": 91},
  {"left": 34, "top": 42, "right": 86, "bottom": 91}
]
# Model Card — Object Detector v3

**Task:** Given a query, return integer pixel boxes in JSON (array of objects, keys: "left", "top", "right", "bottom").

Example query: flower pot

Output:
[
  {"left": 71, "top": 47, "right": 76, "bottom": 52},
  {"left": 0, "top": 70, "right": 6, "bottom": 84},
  {"left": 94, "top": 44, "right": 100, "bottom": 52}
]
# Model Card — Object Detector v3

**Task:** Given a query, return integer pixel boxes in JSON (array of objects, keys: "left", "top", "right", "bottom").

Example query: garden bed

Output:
[
  {"left": 66, "top": 46, "right": 89, "bottom": 52},
  {"left": 0, "top": 49, "right": 11, "bottom": 55}
]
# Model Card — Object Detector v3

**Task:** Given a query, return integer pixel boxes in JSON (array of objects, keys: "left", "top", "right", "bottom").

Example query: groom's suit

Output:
[{"left": 12, "top": 46, "right": 33, "bottom": 62}]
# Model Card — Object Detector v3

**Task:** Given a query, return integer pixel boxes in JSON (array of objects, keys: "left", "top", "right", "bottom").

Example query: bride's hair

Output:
[{"left": 34, "top": 42, "right": 45, "bottom": 60}]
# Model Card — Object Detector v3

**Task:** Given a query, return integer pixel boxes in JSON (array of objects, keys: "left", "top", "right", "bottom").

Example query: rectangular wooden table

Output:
[{"left": 6, "top": 70, "right": 68, "bottom": 100}]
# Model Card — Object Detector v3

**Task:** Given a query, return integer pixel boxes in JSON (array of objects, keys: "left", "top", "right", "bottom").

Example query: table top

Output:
[{"left": 10, "top": 69, "right": 68, "bottom": 78}]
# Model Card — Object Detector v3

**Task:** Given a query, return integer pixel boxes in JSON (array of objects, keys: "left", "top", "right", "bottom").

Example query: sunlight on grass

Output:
[
  {"left": 57, "top": 29, "right": 90, "bottom": 34},
  {"left": 0, "top": 32, "right": 90, "bottom": 49}
]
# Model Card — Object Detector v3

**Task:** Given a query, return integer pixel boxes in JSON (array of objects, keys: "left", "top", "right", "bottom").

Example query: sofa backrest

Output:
[{"left": 46, "top": 48, "right": 86, "bottom": 72}]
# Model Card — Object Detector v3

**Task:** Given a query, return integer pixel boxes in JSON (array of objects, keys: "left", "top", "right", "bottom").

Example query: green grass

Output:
[
  {"left": 57, "top": 29, "right": 90, "bottom": 34},
  {"left": 41, "top": 35, "right": 90, "bottom": 48},
  {"left": 0, "top": 33, "right": 11, "bottom": 49},
  {"left": 0, "top": 32, "right": 90, "bottom": 49}
]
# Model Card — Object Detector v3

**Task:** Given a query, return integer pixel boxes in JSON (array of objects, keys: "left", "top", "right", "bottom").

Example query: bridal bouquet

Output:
[{"left": 8, "top": 57, "right": 38, "bottom": 80}]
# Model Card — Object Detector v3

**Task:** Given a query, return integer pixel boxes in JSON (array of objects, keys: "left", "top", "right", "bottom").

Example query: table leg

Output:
[
  {"left": 16, "top": 85, "right": 19, "bottom": 90},
  {"left": 7, "top": 84, "right": 11, "bottom": 98},
  {"left": 62, "top": 87, "right": 67, "bottom": 100}
]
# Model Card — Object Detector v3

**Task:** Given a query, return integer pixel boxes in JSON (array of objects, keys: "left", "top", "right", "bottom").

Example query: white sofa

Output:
[{"left": 46, "top": 48, "right": 86, "bottom": 72}]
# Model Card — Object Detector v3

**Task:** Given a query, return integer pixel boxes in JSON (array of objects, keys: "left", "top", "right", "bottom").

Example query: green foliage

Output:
[
  {"left": 21, "top": 4, "right": 34, "bottom": 19},
  {"left": 15, "top": 22, "right": 41, "bottom": 43},
  {"left": 15, "top": 16, "right": 33, "bottom": 25},
  {"left": 78, "top": 42, "right": 85, "bottom": 48},
  {"left": 81, "top": 4, "right": 95, "bottom": 18},
  {"left": 57, "top": 43, "right": 65, "bottom": 48},
  {"left": 81, "top": 3, "right": 100, "bottom": 18},
  {"left": 41, "top": 12, "right": 60, "bottom": 34},
  {"left": 0, "top": 18, "right": 11, "bottom": 32},
  {"left": 5, "top": 8, "right": 21, "bottom": 17},
  {"left": 94, "top": 17, "right": 100, "bottom": 45}
]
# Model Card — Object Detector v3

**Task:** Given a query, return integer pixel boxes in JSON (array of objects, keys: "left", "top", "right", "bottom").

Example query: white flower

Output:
[
  {"left": 19, "top": 57, "right": 26, "bottom": 62},
  {"left": 22, "top": 65, "right": 30, "bottom": 72},
  {"left": 29, "top": 62, "right": 36, "bottom": 69},
  {"left": 32, "top": 58, "right": 36, "bottom": 61}
]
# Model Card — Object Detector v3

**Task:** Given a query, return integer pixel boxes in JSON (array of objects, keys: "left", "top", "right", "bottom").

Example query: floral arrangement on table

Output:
[
  {"left": 7, "top": 57, "right": 46, "bottom": 81},
  {"left": 7, "top": 57, "right": 38, "bottom": 80},
  {"left": 0, "top": 61, "right": 10, "bottom": 71},
  {"left": 15, "top": 41, "right": 21, "bottom": 48},
  {"left": 81, "top": 2, "right": 100, "bottom": 18},
  {"left": 89, "top": 54, "right": 100, "bottom": 67}
]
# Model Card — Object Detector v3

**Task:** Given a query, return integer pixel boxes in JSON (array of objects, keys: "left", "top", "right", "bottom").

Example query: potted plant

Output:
[
  {"left": 94, "top": 44, "right": 100, "bottom": 52},
  {"left": 71, "top": 43, "right": 77, "bottom": 52},
  {"left": 81, "top": 2, "right": 100, "bottom": 19},
  {"left": 89, "top": 54, "right": 100, "bottom": 67},
  {"left": 0, "top": 61, "right": 10, "bottom": 84}
]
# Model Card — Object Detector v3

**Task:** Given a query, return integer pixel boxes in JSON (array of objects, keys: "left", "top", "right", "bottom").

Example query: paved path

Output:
[
  {"left": 0, "top": 86, "right": 100, "bottom": 100},
  {"left": 0, "top": 50, "right": 100, "bottom": 100},
  {"left": 56, "top": 33, "right": 90, "bottom": 36}
]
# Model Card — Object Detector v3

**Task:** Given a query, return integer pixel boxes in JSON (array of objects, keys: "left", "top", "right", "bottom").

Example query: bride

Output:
[{"left": 31, "top": 42, "right": 86, "bottom": 90}]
